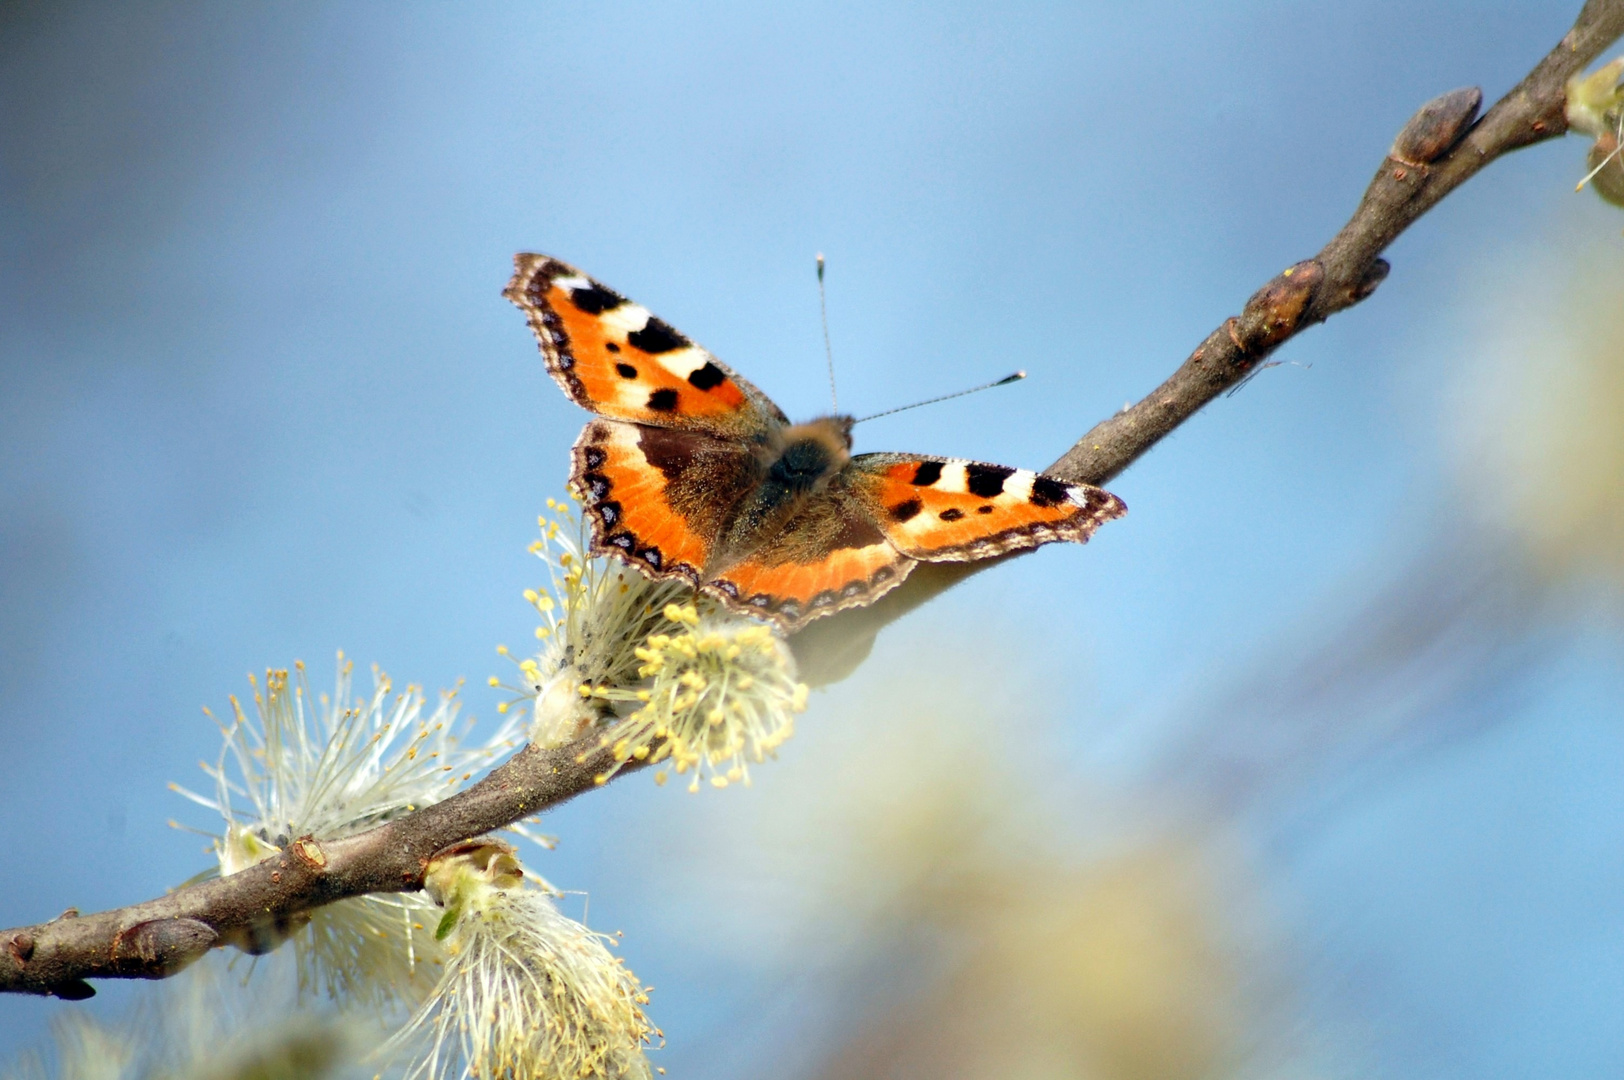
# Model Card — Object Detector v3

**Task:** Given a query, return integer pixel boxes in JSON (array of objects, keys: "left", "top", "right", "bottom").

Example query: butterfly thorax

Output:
[
  {"left": 764, "top": 416, "right": 855, "bottom": 486},
  {"left": 706, "top": 416, "right": 855, "bottom": 574}
]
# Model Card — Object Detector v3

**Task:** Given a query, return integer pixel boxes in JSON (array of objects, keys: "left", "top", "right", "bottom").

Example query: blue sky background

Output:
[{"left": 3, "top": 2, "right": 1622, "bottom": 1076}]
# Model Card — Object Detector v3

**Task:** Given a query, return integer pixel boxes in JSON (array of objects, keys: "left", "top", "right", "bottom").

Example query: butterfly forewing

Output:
[{"left": 506, "top": 254, "right": 786, "bottom": 437}]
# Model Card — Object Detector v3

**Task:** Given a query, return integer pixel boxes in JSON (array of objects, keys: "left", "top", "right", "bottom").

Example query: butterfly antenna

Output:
[
  {"left": 817, "top": 253, "right": 837, "bottom": 411},
  {"left": 853, "top": 371, "right": 1026, "bottom": 424}
]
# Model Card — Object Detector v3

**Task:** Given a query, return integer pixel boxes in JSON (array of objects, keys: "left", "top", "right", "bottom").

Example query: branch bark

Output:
[
  {"left": 4, "top": 0, "right": 1621, "bottom": 998},
  {"left": 0, "top": 739, "right": 619, "bottom": 997}
]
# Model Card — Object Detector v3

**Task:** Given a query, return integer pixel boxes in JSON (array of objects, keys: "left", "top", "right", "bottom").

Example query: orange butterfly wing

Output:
[
  {"left": 506, "top": 254, "right": 786, "bottom": 438},
  {"left": 571, "top": 419, "right": 757, "bottom": 584},
  {"left": 848, "top": 454, "right": 1125, "bottom": 561},
  {"left": 700, "top": 478, "right": 915, "bottom": 627}
]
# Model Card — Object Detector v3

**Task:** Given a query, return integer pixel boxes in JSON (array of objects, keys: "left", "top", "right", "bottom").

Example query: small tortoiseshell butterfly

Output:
[{"left": 505, "top": 254, "right": 1126, "bottom": 630}]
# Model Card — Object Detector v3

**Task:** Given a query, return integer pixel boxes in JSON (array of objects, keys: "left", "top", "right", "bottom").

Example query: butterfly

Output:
[{"left": 505, "top": 254, "right": 1126, "bottom": 630}]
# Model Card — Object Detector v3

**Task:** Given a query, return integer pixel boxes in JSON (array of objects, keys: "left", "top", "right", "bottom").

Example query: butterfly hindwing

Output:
[
  {"left": 849, "top": 454, "right": 1126, "bottom": 561},
  {"left": 701, "top": 481, "right": 915, "bottom": 628},
  {"left": 571, "top": 419, "right": 760, "bottom": 584},
  {"left": 507, "top": 254, "right": 787, "bottom": 437}
]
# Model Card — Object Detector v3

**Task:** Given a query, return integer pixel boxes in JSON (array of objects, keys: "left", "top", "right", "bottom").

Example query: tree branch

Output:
[
  {"left": 4, "top": 0, "right": 1620, "bottom": 999},
  {"left": 0, "top": 738, "right": 621, "bottom": 998}
]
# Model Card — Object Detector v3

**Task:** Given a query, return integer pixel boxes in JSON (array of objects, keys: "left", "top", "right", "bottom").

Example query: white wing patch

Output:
[
  {"left": 647, "top": 345, "right": 712, "bottom": 380},
  {"left": 580, "top": 299, "right": 715, "bottom": 382},
  {"left": 917, "top": 462, "right": 1038, "bottom": 499},
  {"left": 598, "top": 302, "right": 655, "bottom": 338}
]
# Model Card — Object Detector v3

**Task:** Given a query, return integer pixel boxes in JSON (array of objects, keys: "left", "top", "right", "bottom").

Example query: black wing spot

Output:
[
  {"left": 628, "top": 317, "right": 688, "bottom": 354},
  {"left": 582, "top": 447, "right": 607, "bottom": 469},
  {"left": 811, "top": 590, "right": 838, "bottom": 609},
  {"left": 939, "top": 508, "right": 965, "bottom": 522},
  {"left": 1029, "top": 475, "right": 1069, "bottom": 508},
  {"left": 841, "top": 581, "right": 865, "bottom": 598},
  {"left": 872, "top": 566, "right": 895, "bottom": 583},
  {"left": 582, "top": 473, "right": 611, "bottom": 500},
  {"left": 911, "top": 461, "right": 944, "bottom": 487},
  {"left": 569, "top": 284, "right": 625, "bottom": 314},
  {"left": 605, "top": 342, "right": 621, "bottom": 353},
  {"left": 966, "top": 463, "right": 1014, "bottom": 498},
  {"left": 646, "top": 388, "right": 680, "bottom": 412},
  {"left": 889, "top": 498, "right": 922, "bottom": 523},
  {"left": 639, "top": 547, "right": 663, "bottom": 569},
  {"left": 615, "top": 363, "right": 638, "bottom": 379},
  {"left": 687, "top": 361, "right": 726, "bottom": 391},
  {"left": 977, "top": 504, "right": 995, "bottom": 514},
  {"left": 715, "top": 580, "right": 739, "bottom": 599},
  {"left": 598, "top": 501, "right": 622, "bottom": 527},
  {"left": 608, "top": 533, "right": 634, "bottom": 550}
]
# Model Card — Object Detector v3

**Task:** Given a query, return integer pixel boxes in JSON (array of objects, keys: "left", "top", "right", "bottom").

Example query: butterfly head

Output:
[{"left": 767, "top": 415, "right": 856, "bottom": 493}]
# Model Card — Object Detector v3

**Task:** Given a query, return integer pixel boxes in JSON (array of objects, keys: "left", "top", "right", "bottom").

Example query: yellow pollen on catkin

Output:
[{"left": 505, "top": 500, "right": 807, "bottom": 789}]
